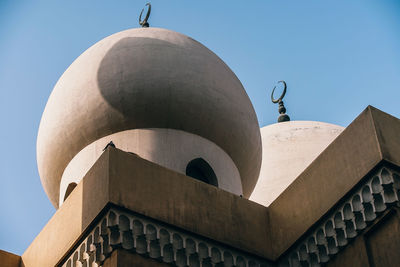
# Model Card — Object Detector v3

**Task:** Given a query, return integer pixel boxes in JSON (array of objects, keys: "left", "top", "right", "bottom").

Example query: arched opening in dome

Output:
[
  {"left": 186, "top": 158, "right": 218, "bottom": 187},
  {"left": 64, "top": 182, "right": 77, "bottom": 201}
]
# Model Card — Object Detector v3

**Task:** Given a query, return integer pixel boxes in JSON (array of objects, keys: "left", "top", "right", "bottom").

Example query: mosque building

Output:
[{"left": 1, "top": 4, "right": 400, "bottom": 267}]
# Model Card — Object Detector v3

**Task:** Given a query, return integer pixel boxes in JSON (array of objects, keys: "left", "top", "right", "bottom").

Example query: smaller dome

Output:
[{"left": 250, "top": 121, "right": 344, "bottom": 206}]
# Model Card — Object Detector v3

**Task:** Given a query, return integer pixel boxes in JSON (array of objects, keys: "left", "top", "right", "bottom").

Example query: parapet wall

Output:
[{"left": 19, "top": 106, "right": 400, "bottom": 267}]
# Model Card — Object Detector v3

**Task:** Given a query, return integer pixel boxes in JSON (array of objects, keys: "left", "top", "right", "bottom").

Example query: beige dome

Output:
[
  {"left": 250, "top": 121, "right": 344, "bottom": 206},
  {"left": 37, "top": 27, "right": 262, "bottom": 208}
]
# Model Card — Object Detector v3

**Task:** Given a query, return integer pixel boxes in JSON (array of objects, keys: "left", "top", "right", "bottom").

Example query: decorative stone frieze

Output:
[
  {"left": 60, "top": 208, "right": 272, "bottom": 267},
  {"left": 279, "top": 165, "right": 400, "bottom": 267},
  {"left": 60, "top": 166, "right": 400, "bottom": 267}
]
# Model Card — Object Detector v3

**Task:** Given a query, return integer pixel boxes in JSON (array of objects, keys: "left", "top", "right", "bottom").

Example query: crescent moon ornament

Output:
[
  {"left": 139, "top": 3, "right": 151, "bottom": 27},
  {"left": 270, "top": 80, "right": 290, "bottom": 122},
  {"left": 271, "top": 80, "right": 287, "bottom": 103}
]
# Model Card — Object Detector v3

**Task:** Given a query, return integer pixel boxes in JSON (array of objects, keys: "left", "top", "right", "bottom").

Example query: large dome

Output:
[{"left": 37, "top": 27, "right": 262, "bottom": 208}]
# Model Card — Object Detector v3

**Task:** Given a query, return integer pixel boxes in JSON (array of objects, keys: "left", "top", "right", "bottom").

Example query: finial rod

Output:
[
  {"left": 139, "top": 3, "right": 151, "bottom": 27},
  {"left": 271, "top": 80, "right": 290, "bottom": 123}
]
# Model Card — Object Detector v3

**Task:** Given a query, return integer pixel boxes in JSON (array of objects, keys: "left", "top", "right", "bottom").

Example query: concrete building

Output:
[{"left": 1, "top": 23, "right": 400, "bottom": 267}]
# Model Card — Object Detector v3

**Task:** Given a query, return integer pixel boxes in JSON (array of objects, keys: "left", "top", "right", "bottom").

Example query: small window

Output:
[
  {"left": 186, "top": 158, "right": 218, "bottom": 187},
  {"left": 64, "top": 182, "right": 77, "bottom": 201}
]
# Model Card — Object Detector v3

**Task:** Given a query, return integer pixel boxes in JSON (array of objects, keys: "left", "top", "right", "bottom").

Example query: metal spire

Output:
[
  {"left": 139, "top": 3, "right": 151, "bottom": 27},
  {"left": 271, "top": 80, "right": 290, "bottom": 123}
]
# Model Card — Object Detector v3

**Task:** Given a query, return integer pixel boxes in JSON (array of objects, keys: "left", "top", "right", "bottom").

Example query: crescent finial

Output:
[
  {"left": 270, "top": 80, "right": 290, "bottom": 123},
  {"left": 139, "top": 3, "right": 151, "bottom": 28},
  {"left": 271, "top": 80, "right": 287, "bottom": 104}
]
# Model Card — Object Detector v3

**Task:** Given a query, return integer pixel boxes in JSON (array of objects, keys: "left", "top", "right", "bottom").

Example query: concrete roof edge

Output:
[
  {"left": 267, "top": 105, "right": 391, "bottom": 258},
  {"left": 0, "top": 250, "right": 21, "bottom": 267}
]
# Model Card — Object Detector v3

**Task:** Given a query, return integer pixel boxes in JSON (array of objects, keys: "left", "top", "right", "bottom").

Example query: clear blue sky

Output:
[{"left": 1, "top": 0, "right": 400, "bottom": 255}]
